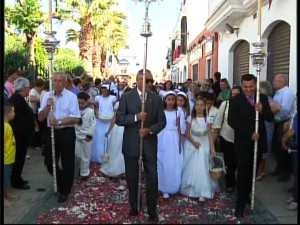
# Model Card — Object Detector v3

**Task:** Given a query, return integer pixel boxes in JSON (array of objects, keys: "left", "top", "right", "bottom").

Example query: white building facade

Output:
[
  {"left": 205, "top": 0, "right": 297, "bottom": 93},
  {"left": 169, "top": 0, "right": 209, "bottom": 83}
]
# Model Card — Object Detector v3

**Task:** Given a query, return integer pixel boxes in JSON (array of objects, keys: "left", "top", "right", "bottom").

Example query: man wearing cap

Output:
[
  {"left": 116, "top": 69, "right": 166, "bottom": 222},
  {"left": 9, "top": 77, "right": 34, "bottom": 190},
  {"left": 38, "top": 72, "right": 81, "bottom": 203},
  {"left": 5, "top": 68, "right": 24, "bottom": 98}
]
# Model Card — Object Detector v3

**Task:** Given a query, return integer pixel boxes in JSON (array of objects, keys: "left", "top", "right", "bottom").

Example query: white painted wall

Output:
[
  {"left": 185, "top": 0, "right": 209, "bottom": 46},
  {"left": 217, "top": 0, "right": 297, "bottom": 93}
]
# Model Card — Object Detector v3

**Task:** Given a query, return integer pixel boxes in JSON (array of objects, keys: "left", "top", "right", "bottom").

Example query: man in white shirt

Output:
[
  {"left": 38, "top": 72, "right": 81, "bottom": 203},
  {"left": 271, "top": 74, "right": 296, "bottom": 182}
]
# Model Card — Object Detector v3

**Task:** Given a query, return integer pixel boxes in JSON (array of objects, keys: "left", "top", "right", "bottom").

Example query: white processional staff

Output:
[
  {"left": 250, "top": 0, "right": 267, "bottom": 211},
  {"left": 133, "top": 0, "right": 161, "bottom": 212},
  {"left": 43, "top": 0, "right": 60, "bottom": 194}
]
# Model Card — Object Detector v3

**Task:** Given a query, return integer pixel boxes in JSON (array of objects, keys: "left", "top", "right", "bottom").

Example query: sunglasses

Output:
[{"left": 146, "top": 78, "right": 154, "bottom": 84}]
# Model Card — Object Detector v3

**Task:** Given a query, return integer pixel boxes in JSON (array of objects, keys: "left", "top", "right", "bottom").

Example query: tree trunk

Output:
[
  {"left": 79, "top": 16, "right": 93, "bottom": 76},
  {"left": 27, "top": 35, "right": 35, "bottom": 66},
  {"left": 92, "top": 36, "right": 101, "bottom": 80}
]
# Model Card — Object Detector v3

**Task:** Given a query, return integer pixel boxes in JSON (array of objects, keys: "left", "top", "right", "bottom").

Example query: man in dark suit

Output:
[
  {"left": 116, "top": 69, "right": 166, "bottom": 222},
  {"left": 228, "top": 74, "right": 274, "bottom": 218}
]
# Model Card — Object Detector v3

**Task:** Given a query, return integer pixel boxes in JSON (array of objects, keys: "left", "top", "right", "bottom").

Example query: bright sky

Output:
[{"left": 5, "top": 0, "right": 182, "bottom": 75}]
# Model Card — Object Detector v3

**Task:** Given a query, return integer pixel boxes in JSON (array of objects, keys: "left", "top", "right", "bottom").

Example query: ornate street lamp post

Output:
[
  {"left": 250, "top": 0, "right": 267, "bottom": 211},
  {"left": 132, "top": 0, "right": 161, "bottom": 212},
  {"left": 42, "top": 0, "right": 60, "bottom": 194}
]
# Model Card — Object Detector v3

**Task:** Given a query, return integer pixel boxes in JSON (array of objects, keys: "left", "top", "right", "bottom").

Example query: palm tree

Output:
[
  {"left": 94, "top": 10, "right": 128, "bottom": 78},
  {"left": 63, "top": 0, "right": 127, "bottom": 78},
  {"left": 5, "top": 0, "right": 47, "bottom": 65}
]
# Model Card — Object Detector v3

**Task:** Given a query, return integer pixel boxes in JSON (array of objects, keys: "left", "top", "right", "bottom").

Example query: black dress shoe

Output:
[
  {"left": 246, "top": 196, "right": 251, "bottom": 205},
  {"left": 148, "top": 212, "right": 158, "bottom": 222},
  {"left": 80, "top": 175, "right": 89, "bottom": 181},
  {"left": 226, "top": 187, "right": 235, "bottom": 193},
  {"left": 277, "top": 174, "right": 290, "bottom": 182},
  {"left": 22, "top": 180, "right": 29, "bottom": 184},
  {"left": 129, "top": 208, "right": 138, "bottom": 217},
  {"left": 270, "top": 169, "right": 281, "bottom": 176},
  {"left": 234, "top": 209, "right": 244, "bottom": 218},
  {"left": 12, "top": 184, "right": 30, "bottom": 190},
  {"left": 57, "top": 194, "right": 68, "bottom": 203}
]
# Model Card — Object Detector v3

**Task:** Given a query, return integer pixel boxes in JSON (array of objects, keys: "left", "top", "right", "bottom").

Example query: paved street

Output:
[{"left": 4, "top": 147, "right": 297, "bottom": 224}]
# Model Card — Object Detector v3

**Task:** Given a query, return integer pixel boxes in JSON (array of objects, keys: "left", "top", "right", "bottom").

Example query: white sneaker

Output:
[
  {"left": 4, "top": 199, "right": 15, "bottom": 208},
  {"left": 26, "top": 155, "right": 30, "bottom": 160},
  {"left": 286, "top": 197, "right": 295, "bottom": 204},
  {"left": 286, "top": 202, "right": 297, "bottom": 211},
  {"left": 163, "top": 193, "right": 169, "bottom": 198}
]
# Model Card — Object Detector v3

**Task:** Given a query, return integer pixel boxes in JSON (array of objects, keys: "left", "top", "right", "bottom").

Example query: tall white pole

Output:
[
  {"left": 137, "top": 1, "right": 153, "bottom": 212},
  {"left": 250, "top": 0, "right": 266, "bottom": 211},
  {"left": 43, "top": 0, "right": 59, "bottom": 194}
]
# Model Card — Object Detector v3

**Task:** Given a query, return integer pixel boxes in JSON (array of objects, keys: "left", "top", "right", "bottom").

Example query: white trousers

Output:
[{"left": 75, "top": 139, "right": 92, "bottom": 177}]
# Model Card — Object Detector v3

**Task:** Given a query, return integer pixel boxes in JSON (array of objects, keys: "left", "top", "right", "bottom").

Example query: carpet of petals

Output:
[{"left": 37, "top": 163, "right": 259, "bottom": 224}]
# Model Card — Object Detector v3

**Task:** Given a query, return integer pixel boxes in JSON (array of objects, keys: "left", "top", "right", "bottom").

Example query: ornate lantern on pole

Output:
[
  {"left": 42, "top": 0, "right": 60, "bottom": 194},
  {"left": 249, "top": 0, "right": 267, "bottom": 211},
  {"left": 132, "top": 0, "right": 161, "bottom": 212}
]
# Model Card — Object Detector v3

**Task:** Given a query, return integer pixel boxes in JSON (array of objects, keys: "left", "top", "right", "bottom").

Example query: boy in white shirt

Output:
[{"left": 75, "top": 92, "right": 96, "bottom": 180}]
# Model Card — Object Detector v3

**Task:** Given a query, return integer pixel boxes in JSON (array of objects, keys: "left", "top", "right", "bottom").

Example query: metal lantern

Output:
[
  {"left": 43, "top": 31, "right": 60, "bottom": 60},
  {"left": 250, "top": 42, "right": 267, "bottom": 68}
]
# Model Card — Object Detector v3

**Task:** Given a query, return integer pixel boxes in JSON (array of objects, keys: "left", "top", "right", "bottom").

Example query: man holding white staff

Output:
[
  {"left": 38, "top": 72, "right": 80, "bottom": 203},
  {"left": 228, "top": 74, "right": 274, "bottom": 218},
  {"left": 116, "top": 69, "right": 166, "bottom": 222}
]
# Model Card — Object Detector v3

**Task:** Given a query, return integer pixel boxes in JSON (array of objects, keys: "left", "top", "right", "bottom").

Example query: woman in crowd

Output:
[
  {"left": 159, "top": 80, "right": 174, "bottom": 98},
  {"left": 187, "top": 82, "right": 198, "bottom": 111},
  {"left": 214, "top": 85, "right": 242, "bottom": 192},
  {"left": 216, "top": 78, "right": 231, "bottom": 107},
  {"left": 256, "top": 81, "right": 280, "bottom": 180},
  {"left": 9, "top": 77, "right": 35, "bottom": 190}
]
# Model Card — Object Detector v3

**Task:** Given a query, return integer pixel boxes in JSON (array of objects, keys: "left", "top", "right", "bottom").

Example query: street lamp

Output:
[
  {"left": 249, "top": 0, "right": 267, "bottom": 212},
  {"left": 42, "top": 0, "right": 60, "bottom": 194}
]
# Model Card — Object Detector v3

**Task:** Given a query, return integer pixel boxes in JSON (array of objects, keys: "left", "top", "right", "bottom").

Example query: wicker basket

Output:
[
  {"left": 209, "top": 169, "right": 225, "bottom": 180},
  {"left": 101, "top": 153, "right": 110, "bottom": 163},
  {"left": 209, "top": 155, "right": 226, "bottom": 180},
  {"left": 101, "top": 136, "right": 109, "bottom": 163}
]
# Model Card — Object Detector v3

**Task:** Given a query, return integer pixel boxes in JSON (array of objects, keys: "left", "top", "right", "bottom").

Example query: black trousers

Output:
[
  {"left": 219, "top": 136, "right": 237, "bottom": 188},
  {"left": 44, "top": 127, "right": 76, "bottom": 195},
  {"left": 123, "top": 154, "right": 158, "bottom": 214},
  {"left": 272, "top": 121, "right": 291, "bottom": 174},
  {"left": 31, "top": 114, "right": 43, "bottom": 147},
  {"left": 10, "top": 132, "right": 32, "bottom": 187},
  {"left": 235, "top": 144, "right": 262, "bottom": 211}
]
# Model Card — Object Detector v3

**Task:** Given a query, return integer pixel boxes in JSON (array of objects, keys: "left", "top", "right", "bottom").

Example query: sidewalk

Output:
[{"left": 4, "top": 147, "right": 298, "bottom": 224}]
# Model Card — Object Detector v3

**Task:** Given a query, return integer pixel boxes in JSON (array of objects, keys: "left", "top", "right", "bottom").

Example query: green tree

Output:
[
  {"left": 5, "top": 0, "right": 47, "bottom": 65},
  {"left": 53, "top": 48, "right": 85, "bottom": 77},
  {"left": 62, "top": 0, "right": 127, "bottom": 78}
]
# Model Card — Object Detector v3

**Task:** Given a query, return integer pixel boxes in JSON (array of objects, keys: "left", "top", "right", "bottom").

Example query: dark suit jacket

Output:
[
  {"left": 9, "top": 92, "right": 35, "bottom": 139},
  {"left": 228, "top": 92, "right": 274, "bottom": 154},
  {"left": 116, "top": 89, "right": 166, "bottom": 158}
]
